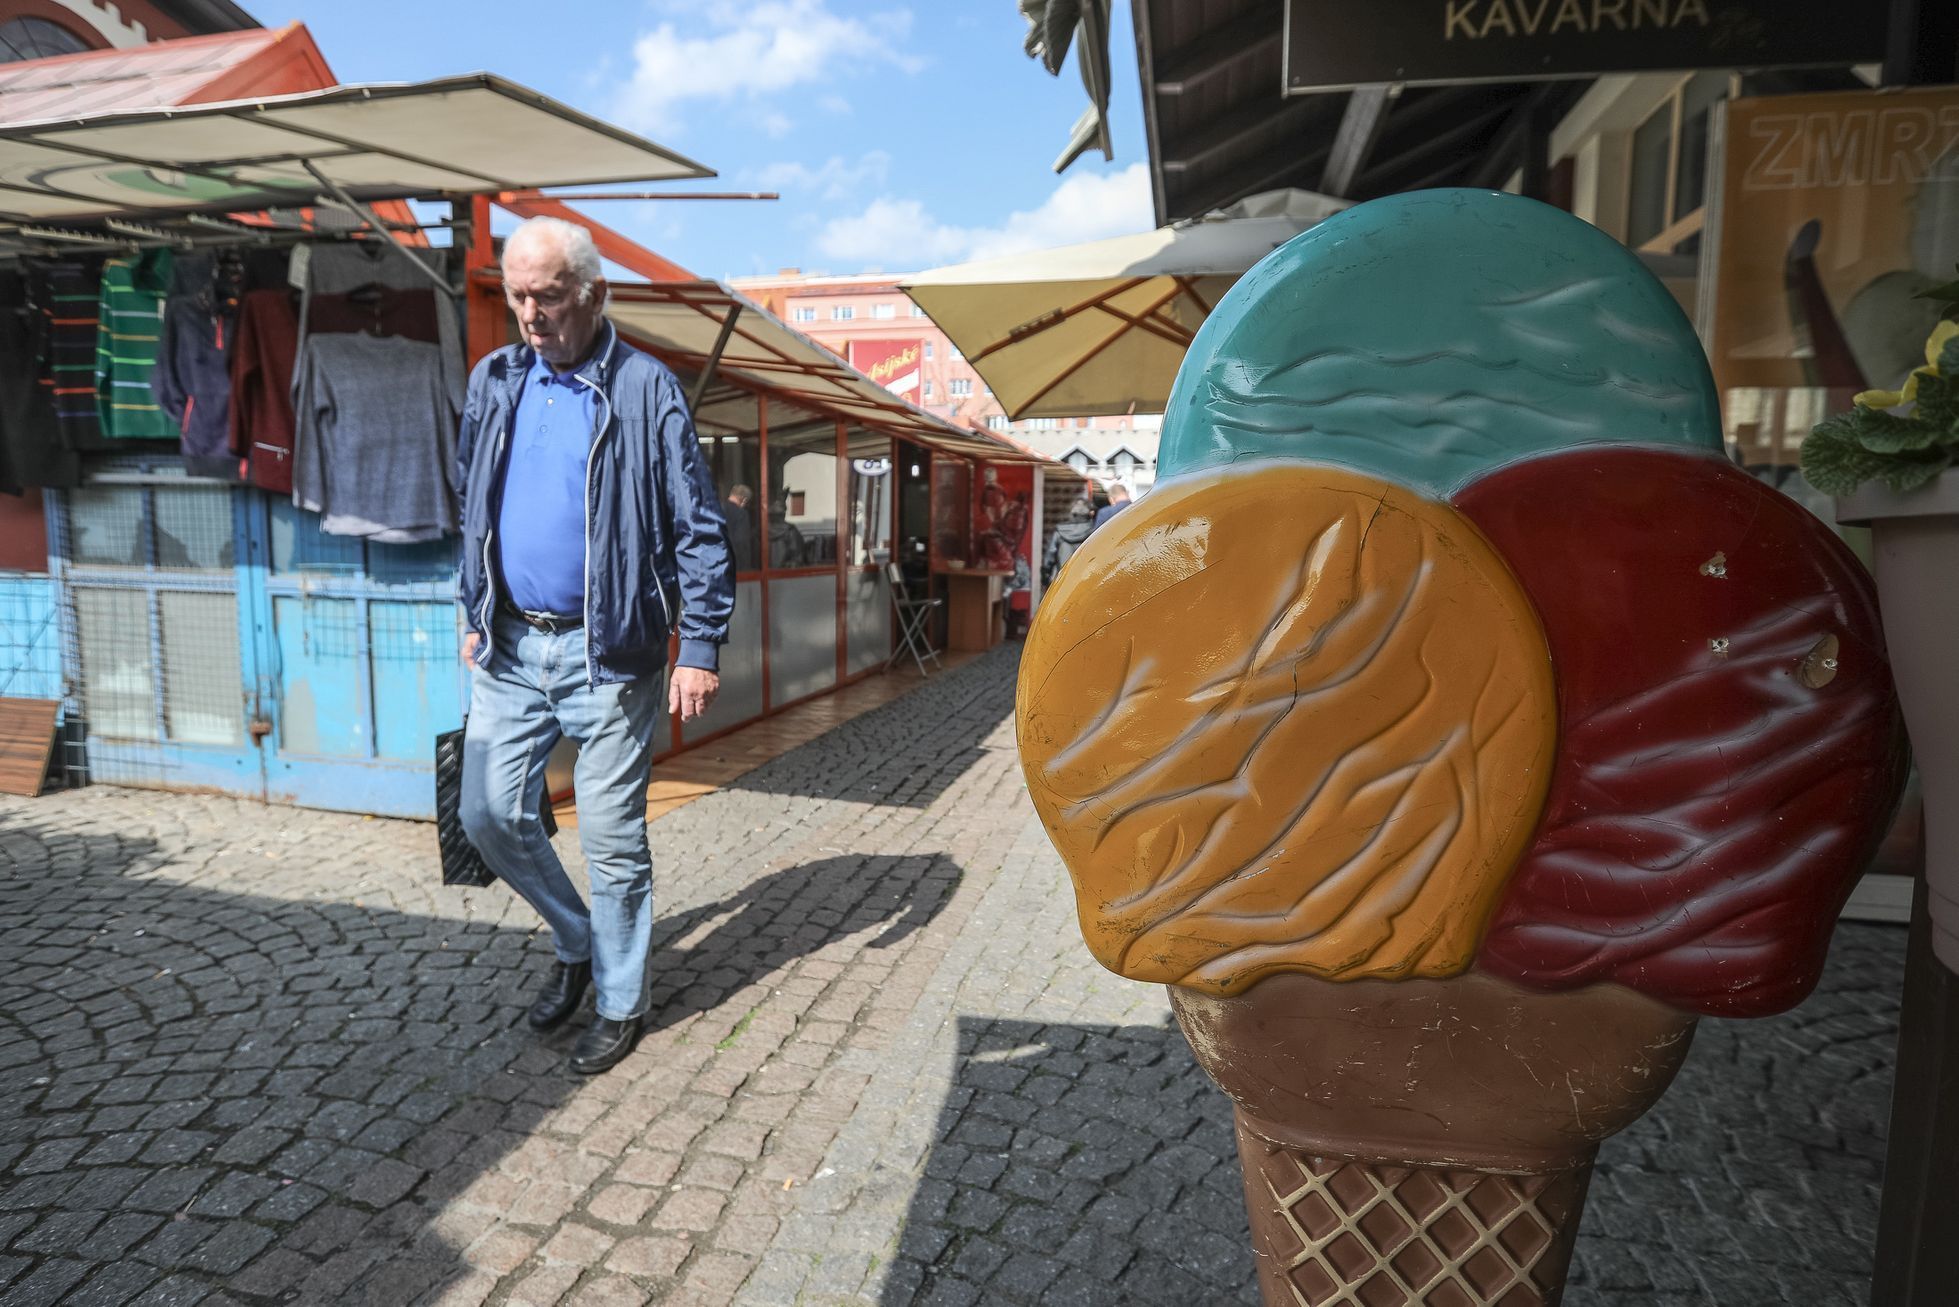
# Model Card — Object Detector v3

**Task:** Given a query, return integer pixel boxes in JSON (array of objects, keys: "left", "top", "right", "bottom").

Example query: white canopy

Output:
[
  {"left": 0, "top": 73, "right": 711, "bottom": 222},
  {"left": 605, "top": 282, "right": 1043, "bottom": 463},
  {"left": 902, "top": 188, "right": 1348, "bottom": 419}
]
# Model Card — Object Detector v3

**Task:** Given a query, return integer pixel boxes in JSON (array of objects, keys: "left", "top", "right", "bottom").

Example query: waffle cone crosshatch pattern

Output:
[
  {"left": 1242, "top": 1136, "right": 1589, "bottom": 1307},
  {"left": 1015, "top": 189, "right": 1911, "bottom": 1306}
]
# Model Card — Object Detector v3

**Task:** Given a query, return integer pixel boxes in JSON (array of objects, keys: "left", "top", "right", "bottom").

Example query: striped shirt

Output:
[
  {"left": 95, "top": 248, "right": 177, "bottom": 440},
  {"left": 32, "top": 258, "right": 108, "bottom": 451}
]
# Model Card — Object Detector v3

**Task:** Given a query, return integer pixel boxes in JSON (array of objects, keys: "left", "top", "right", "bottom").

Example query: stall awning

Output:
[
  {"left": 0, "top": 72, "right": 712, "bottom": 222},
  {"left": 605, "top": 282, "right": 1044, "bottom": 463}
]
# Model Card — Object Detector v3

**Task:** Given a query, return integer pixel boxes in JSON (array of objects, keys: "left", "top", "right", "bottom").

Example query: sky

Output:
[{"left": 250, "top": 0, "right": 1158, "bottom": 281}]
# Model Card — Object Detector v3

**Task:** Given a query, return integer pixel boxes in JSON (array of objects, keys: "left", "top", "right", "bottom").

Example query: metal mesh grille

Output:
[
  {"left": 0, "top": 574, "right": 63, "bottom": 701},
  {"left": 152, "top": 487, "right": 234, "bottom": 572},
  {"left": 72, "top": 587, "right": 154, "bottom": 742},
  {"left": 1240, "top": 1125, "right": 1588, "bottom": 1307},
  {"left": 158, "top": 591, "right": 244, "bottom": 746}
]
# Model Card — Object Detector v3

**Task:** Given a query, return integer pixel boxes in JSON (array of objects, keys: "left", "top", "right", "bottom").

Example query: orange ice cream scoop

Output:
[{"left": 1017, "top": 464, "right": 1557, "bottom": 995}]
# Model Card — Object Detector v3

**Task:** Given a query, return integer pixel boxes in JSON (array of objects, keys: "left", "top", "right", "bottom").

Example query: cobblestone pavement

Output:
[{"left": 0, "top": 646, "right": 1907, "bottom": 1306}]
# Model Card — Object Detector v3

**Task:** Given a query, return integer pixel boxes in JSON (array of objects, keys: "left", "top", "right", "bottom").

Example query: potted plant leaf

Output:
[{"left": 1812, "top": 280, "right": 1959, "bottom": 973}]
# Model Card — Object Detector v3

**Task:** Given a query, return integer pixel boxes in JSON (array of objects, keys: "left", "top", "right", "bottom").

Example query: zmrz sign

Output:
[{"left": 1283, "top": 0, "right": 1888, "bottom": 93}]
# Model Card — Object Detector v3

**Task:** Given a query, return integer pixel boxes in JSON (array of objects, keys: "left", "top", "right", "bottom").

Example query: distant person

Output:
[
  {"left": 1092, "top": 482, "right": 1132, "bottom": 530},
  {"left": 768, "top": 499, "right": 807, "bottom": 568},
  {"left": 723, "top": 483, "right": 757, "bottom": 572},
  {"left": 1043, "top": 497, "right": 1096, "bottom": 585}
]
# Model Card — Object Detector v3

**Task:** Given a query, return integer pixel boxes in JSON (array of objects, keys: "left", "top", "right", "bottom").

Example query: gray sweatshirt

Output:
[{"left": 288, "top": 241, "right": 464, "bottom": 541}]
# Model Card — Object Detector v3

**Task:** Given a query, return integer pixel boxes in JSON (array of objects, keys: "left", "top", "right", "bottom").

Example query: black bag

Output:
[{"left": 435, "top": 724, "right": 557, "bottom": 888}]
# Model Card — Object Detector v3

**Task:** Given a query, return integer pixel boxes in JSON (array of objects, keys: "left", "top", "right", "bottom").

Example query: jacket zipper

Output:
[
  {"left": 576, "top": 330, "right": 662, "bottom": 685},
  {"left": 475, "top": 403, "right": 511, "bottom": 664}
]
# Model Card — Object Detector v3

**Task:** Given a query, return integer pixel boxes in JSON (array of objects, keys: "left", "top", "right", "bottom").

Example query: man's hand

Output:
[
  {"left": 669, "top": 666, "right": 720, "bottom": 722},
  {"left": 462, "top": 631, "right": 481, "bottom": 667}
]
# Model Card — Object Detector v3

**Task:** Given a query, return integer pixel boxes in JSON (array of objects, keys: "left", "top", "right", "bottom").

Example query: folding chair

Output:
[{"left": 885, "top": 561, "right": 944, "bottom": 676}]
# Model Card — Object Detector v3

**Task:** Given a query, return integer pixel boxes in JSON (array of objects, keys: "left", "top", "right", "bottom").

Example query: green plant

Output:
[{"left": 1801, "top": 274, "right": 1959, "bottom": 496}]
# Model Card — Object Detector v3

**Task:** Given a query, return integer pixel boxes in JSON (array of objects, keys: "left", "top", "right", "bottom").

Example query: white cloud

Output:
[
  {"left": 615, "top": 0, "right": 922, "bottom": 134},
  {"left": 814, "top": 163, "right": 1154, "bottom": 270},
  {"left": 752, "top": 151, "right": 892, "bottom": 201},
  {"left": 817, "top": 94, "right": 854, "bottom": 116}
]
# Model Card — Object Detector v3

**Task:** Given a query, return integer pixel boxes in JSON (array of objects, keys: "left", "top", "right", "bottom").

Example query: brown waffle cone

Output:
[
  {"left": 1171, "top": 970, "right": 1696, "bottom": 1307},
  {"left": 1236, "top": 1120, "right": 1591, "bottom": 1306}
]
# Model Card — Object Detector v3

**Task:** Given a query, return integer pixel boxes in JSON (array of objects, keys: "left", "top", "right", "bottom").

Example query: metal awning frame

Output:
[{"left": 0, "top": 72, "right": 714, "bottom": 225}]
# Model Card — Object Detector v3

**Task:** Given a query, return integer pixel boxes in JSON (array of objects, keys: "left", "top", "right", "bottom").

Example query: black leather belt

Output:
[{"left": 501, "top": 601, "right": 583, "bottom": 634}]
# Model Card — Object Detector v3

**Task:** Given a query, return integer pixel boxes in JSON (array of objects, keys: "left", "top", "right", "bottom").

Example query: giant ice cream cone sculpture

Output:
[{"left": 1017, "top": 191, "right": 1908, "bottom": 1305}]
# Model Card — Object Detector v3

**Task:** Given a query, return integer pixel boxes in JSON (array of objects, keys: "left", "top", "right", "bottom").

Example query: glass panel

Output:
[
  {"left": 767, "top": 573, "right": 837, "bottom": 705},
  {"left": 1628, "top": 99, "right": 1673, "bottom": 248},
  {"left": 683, "top": 579, "right": 763, "bottom": 742},
  {"left": 158, "top": 591, "right": 244, "bottom": 745},
  {"left": 270, "top": 498, "right": 362, "bottom": 576},
  {"left": 930, "top": 455, "right": 972, "bottom": 569},
  {"left": 845, "top": 568, "right": 891, "bottom": 677},
  {"left": 1672, "top": 71, "right": 1728, "bottom": 223},
  {"left": 767, "top": 408, "right": 839, "bottom": 569},
  {"left": 67, "top": 487, "right": 145, "bottom": 568},
  {"left": 695, "top": 404, "right": 762, "bottom": 575},
  {"left": 846, "top": 429, "right": 893, "bottom": 567},
  {"left": 153, "top": 487, "right": 234, "bottom": 572},
  {"left": 369, "top": 601, "right": 463, "bottom": 759},
  {"left": 74, "top": 588, "right": 155, "bottom": 740},
  {"left": 273, "top": 595, "right": 367, "bottom": 757}
]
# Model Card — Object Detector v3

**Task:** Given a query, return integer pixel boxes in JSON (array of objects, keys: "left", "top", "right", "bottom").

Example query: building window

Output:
[
  {"left": 1034, "top": 417, "right": 1061, "bottom": 432},
  {"left": 0, "top": 18, "right": 90, "bottom": 64},
  {"left": 949, "top": 378, "right": 972, "bottom": 397},
  {"left": 924, "top": 342, "right": 934, "bottom": 360},
  {"left": 872, "top": 303, "right": 896, "bottom": 319},
  {"left": 832, "top": 305, "right": 855, "bottom": 321},
  {"left": 1626, "top": 70, "right": 1729, "bottom": 254},
  {"left": 911, "top": 303, "right": 928, "bottom": 317},
  {"left": 982, "top": 383, "right": 992, "bottom": 396},
  {"left": 923, "top": 379, "right": 935, "bottom": 399},
  {"left": 792, "top": 306, "right": 817, "bottom": 323},
  {"left": 987, "top": 415, "right": 1011, "bottom": 431},
  {"left": 1066, "top": 451, "right": 1089, "bottom": 473},
  {"left": 947, "top": 342, "right": 963, "bottom": 361}
]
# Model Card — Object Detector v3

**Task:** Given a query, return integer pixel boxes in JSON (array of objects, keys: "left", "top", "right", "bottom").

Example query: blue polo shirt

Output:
[{"left": 495, "top": 355, "right": 598, "bottom": 615}]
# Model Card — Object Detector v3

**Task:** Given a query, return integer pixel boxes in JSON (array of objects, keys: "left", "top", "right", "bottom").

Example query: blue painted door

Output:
[
  {"left": 251, "top": 499, "right": 463, "bottom": 818},
  {"left": 55, "top": 469, "right": 464, "bottom": 818}
]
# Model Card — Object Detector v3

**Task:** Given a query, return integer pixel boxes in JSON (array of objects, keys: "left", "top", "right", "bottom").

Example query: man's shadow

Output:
[{"left": 634, "top": 853, "right": 958, "bottom": 1036}]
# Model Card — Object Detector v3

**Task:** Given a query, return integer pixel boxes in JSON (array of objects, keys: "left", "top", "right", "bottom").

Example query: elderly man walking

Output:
[{"left": 457, "top": 217, "right": 735, "bottom": 1074}]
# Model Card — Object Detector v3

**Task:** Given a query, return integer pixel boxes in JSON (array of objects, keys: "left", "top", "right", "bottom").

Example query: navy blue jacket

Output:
[{"left": 456, "top": 322, "right": 734, "bottom": 685}]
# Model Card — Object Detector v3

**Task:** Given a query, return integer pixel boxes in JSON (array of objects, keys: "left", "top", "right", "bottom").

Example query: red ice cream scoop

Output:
[{"left": 1456, "top": 446, "right": 1908, "bottom": 1017}]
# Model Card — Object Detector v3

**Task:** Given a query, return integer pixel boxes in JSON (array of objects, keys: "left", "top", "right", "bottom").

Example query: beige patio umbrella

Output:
[{"left": 901, "top": 188, "right": 1347, "bottom": 419}]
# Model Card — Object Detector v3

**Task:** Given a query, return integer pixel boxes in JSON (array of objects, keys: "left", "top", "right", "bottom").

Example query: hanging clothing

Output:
[
  {"left": 289, "top": 240, "right": 464, "bottom": 539},
  {"left": 153, "top": 253, "right": 243, "bottom": 479},
  {"left": 0, "top": 269, "right": 79, "bottom": 493},
  {"left": 229, "top": 288, "right": 300, "bottom": 496},
  {"left": 293, "top": 333, "right": 458, "bottom": 543},
  {"left": 29, "top": 258, "right": 110, "bottom": 453},
  {"left": 95, "top": 247, "right": 177, "bottom": 440}
]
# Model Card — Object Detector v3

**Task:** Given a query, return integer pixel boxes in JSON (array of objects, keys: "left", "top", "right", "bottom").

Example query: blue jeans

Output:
[{"left": 460, "top": 614, "right": 663, "bottom": 1021}]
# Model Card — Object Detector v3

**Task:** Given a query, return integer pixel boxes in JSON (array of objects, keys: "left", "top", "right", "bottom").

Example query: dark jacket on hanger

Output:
[
  {"left": 0, "top": 269, "right": 79, "bottom": 493},
  {"left": 229, "top": 288, "right": 299, "bottom": 495},
  {"left": 153, "top": 253, "right": 241, "bottom": 479}
]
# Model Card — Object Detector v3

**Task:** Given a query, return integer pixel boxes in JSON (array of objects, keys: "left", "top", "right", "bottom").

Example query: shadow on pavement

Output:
[
  {"left": 879, "top": 1015, "right": 1255, "bottom": 1307},
  {"left": 877, "top": 925, "right": 1904, "bottom": 1306},
  {"left": 644, "top": 854, "right": 960, "bottom": 1036},
  {"left": 0, "top": 816, "right": 961, "bottom": 1305}
]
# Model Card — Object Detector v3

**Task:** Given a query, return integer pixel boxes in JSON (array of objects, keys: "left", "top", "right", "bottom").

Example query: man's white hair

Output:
[{"left": 503, "top": 216, "right": 604, "bottom": 304}]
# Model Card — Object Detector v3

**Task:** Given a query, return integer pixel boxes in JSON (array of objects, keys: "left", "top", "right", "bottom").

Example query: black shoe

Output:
[
  {"left": 526, "top": 960, "right": 591, "bottom": 1031},
  {"left": 569, "top": 1014, "right": 642, "bottom": 1075}
]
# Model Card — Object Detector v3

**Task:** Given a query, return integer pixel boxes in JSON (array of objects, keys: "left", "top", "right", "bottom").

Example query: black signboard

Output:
[{"left": 1284, "top": 1, "right": 1889, "bottom": 94}]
